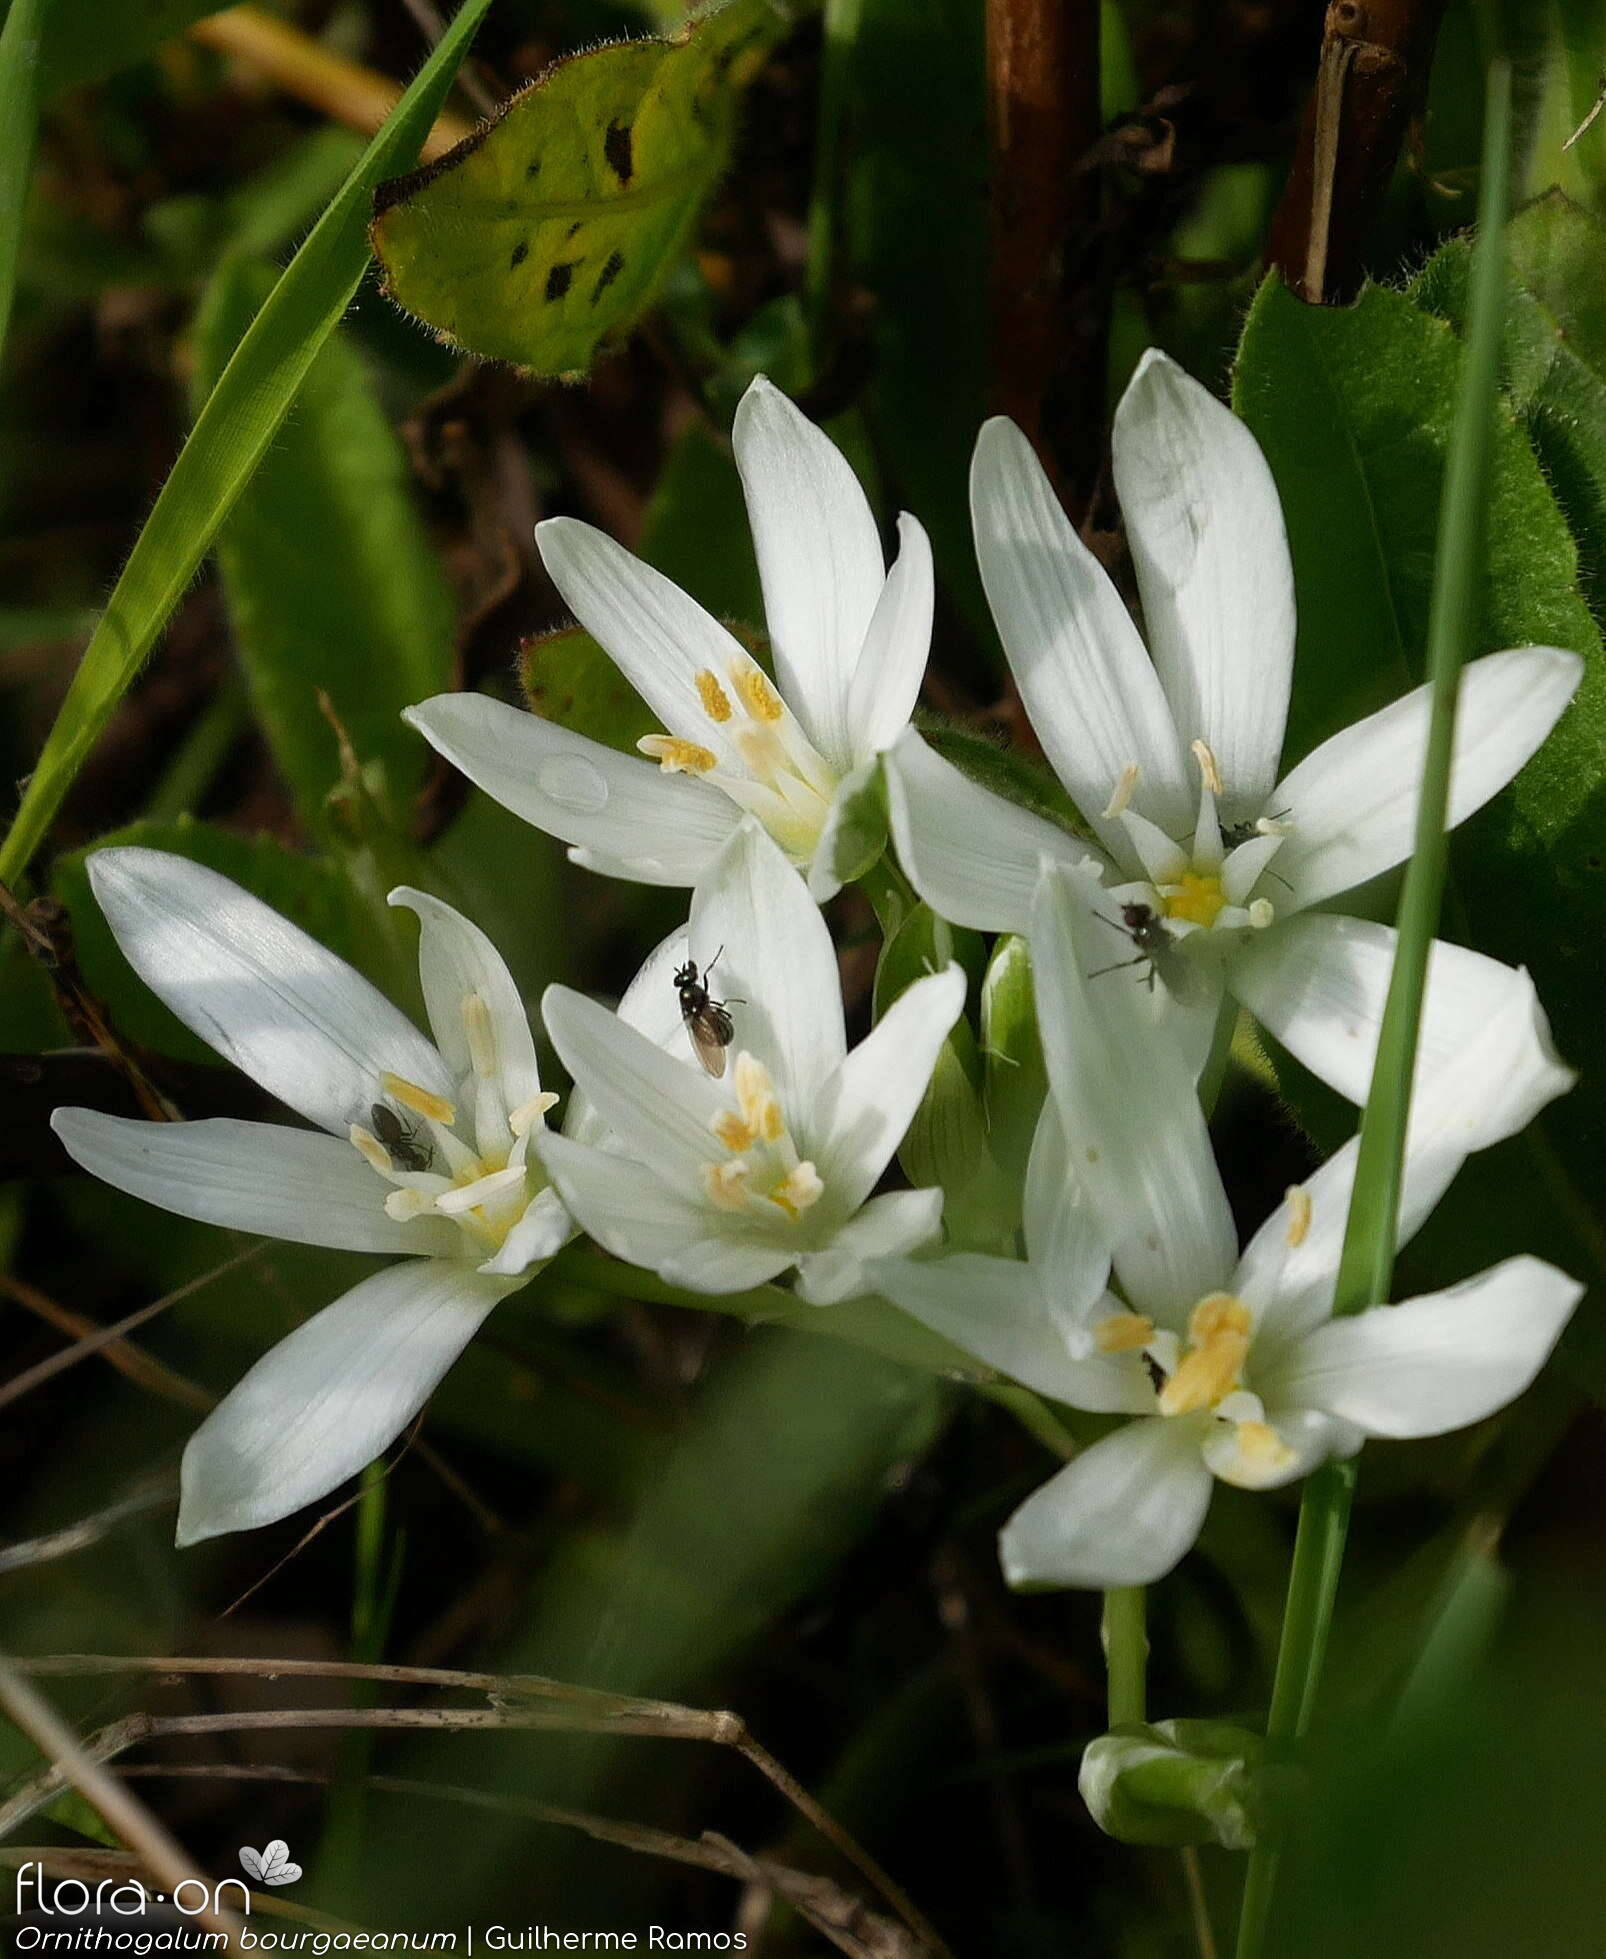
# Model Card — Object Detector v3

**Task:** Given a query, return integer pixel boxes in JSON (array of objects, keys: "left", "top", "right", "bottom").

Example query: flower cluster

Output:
[{"left": 54, "top": 360, "right": 1583, "bottom": 1578}]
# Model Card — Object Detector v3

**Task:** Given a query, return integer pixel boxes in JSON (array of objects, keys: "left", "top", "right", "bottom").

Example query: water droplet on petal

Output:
[{"left": 538, "top": 756, "right": 609, "bottom": 813}]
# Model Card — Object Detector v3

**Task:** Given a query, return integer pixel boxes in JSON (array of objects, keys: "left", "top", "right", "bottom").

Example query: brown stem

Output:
[
  {"left": 985, "top": 0, "right": 1104, "bottom": 494},
  {"left": 1266, "top": 0, "right": 1450, "bottom": 304}
]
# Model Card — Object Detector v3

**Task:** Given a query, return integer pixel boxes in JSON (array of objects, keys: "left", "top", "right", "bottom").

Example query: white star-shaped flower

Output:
[
  {"left": 406, "top": 377, "right": 932, "bottom": 901},
  {"left": 51, "top": 849, "right": 576, "bottom": 1544},
  {"left": 535, "top": 820, "right": 965, "bottom": 1303},
  {"left": 871, "top": 863, "right": 1582, "bottom": 1589},
  {"left": 885, "top": 348, "right": 1581, "bottom": 1125}
]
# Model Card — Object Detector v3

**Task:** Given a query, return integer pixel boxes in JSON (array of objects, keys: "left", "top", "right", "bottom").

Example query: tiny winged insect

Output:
[
  {"left": 1089, "top": 902, "right": 1172, "bottom": 991},
  {"left": 675, "top": 948, "right": 744, "bottom": 1078},
  {"left": 369, "top": 1102, "right": 432, "bottom": 1172}
]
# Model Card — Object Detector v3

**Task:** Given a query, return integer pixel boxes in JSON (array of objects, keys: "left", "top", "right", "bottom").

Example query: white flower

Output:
[
  {"left": 50, "top": 849, "right": 574, "bottom": 1545},
  {"left": 873, "top": 863, "right": 1581, "bottom": 1589},
  {"left": 536, "top": 819, "right": 965, "bottom": 1303},
  {"left": 405, "top": 376, "right": 932, "bottom": 901},
  {"left": 885, "top": 348, "right": 1582, "bottom": 1119}
]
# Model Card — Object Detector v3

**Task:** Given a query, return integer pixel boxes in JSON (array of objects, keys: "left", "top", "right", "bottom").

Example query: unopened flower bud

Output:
[{"left": 1079, "top": 1718, "right": 1263, "bottom": 1849}]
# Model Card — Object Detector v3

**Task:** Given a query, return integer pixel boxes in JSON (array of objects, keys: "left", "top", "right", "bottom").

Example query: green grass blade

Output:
[
  {"left": 0, "top": 0, "right": 492, "bottom": 888},
  {"left": 1233, "top": 60, "right": 1514, "bottom": 1959},
  {"left": 0, "top": 0, "right": 47, "bottom": 370}
]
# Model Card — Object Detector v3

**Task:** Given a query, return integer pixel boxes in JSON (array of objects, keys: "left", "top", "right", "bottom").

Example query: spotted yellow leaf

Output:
[{"left": 370, "top": 0, "right": 786, "bottom": 374}]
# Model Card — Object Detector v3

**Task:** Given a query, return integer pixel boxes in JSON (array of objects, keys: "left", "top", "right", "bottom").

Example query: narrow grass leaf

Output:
[
  {"left": 0, "top": 0, "right": 46, "bottom": 369},
  {"left": 0, "top": 0, "right": 492, "bottom": 887}
]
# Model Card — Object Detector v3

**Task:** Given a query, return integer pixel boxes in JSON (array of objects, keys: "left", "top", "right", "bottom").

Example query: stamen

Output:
[
  {"left": 695, "top": 669, "right": 734, "bottom": 723},
  {"left": 1233, "top": 1420, "right": 1296, "bottom": 1474},
  {"left": 1158, "top": 1293, "right": 1252, "bottom": 1417},
  {"left": 1190, "top": 738, "right": 1223, "bottom": 796},
  {"left": 1094, "top": 1311, "right": 1156, "bottom": 1354},
  {"left": 1247, "top": 898, "right": 1275, "bottom": 929},
  {"left": 1102, "top": 762, "right": 1141, "bottom": 821},
  {"left": 712, "top": 1109, "right": 757, "bottom": 1153},
  {"left": 1256, "top": 815, "right": 1291, "bottom": 837},
  {"left": 769, "top": 1161, "right": 824, "bottom": 1217},
  {"left": 1284, "top": 1184, "right": 1312, "bottom": 1248},
  {"left": 350, "top": 1123, "right": 393, "bottom": 1175},
  {"left": 508, "top": 1091, "right": 559, "bottom": 1137},
  {"left": 385, "top": 1188, "right": 430, "bottom": 1221},
  {"left": 381, "top": 1072, "right": 455, "bottom": 1125},
  {"left": 462, "top": 993, "right": 497, "bottom": 1079},
  {"left": 434, "top": 1164, "right": 526, "bottom": 1214},
  {"left": 703, "top": 1159, "right": 752, "bottom": 1211},
  {"left": 734, "top": 1054, "right": 782, "bottom": 1137},
  {"left": 732, "top": 663, "right": 785, "bottom": 724},
  {"left": 638, "top": 734, "right": 718, "bottom": 775}
]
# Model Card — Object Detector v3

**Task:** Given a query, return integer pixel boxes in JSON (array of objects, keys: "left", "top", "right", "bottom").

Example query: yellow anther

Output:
[
  {"left": 1164, "top": 871, "right": 1227, "bottom": 929},
  {"left": 1159, "top": 1293, "right": 1252, "bottom": 1417},
  {"left": 703, "top": 1158, "right": 752, "bottom": 1212},
  {"left": 759, "top": 1098, "right": 785, "bottom": 1142},
  {"left": 508, "top": 1091, "right": 559, "bottom": 1138},
  {"left": 734, "top": 1053, "right": 781, "bottom": 1133},
  {"left": 1102, "top": 762, "right": 1141, "bottom": 821},
  {"left": 350, "top": 1123, "right": 393, "bottom": 1175},
  {"left": 732, "top": 663, "right": 785, "bottom": 724},
  {"left": 695, "top": 669, "right": 733, "bottom": 722},
  {"left": 1284, "top": 1184, "right": 1312, "bottom": 1248},
  {"left": 1190, "top": 738, "right": 1224, "bottom": 796},
  {"left": 1247, "top": 898, "right": 1275, "bottom": 929},
  {"left": 638, "top": 734, "right": 718, "bottom": 775},
  {"left": 712, "top": 1109, "right": 757, "bottom": 1153},
  {"left": 462, "top": 992, "right": 497, "bottom": 1079},
  {"left": 384, "top": 1188, "right": 430, "bottom": 1221},
  {"left": 1233, "top": 1420, "right": 1296, "bottom": 1475},
  {"left": 1094, "top": 1311, "right": 1156, "bottom": 1354},
  {"left": 380, "top": 1072, "right": 455, "bottom": 1125},
  {"left": 769, "top": 1161, "right": 824, "bottom": 1218}
]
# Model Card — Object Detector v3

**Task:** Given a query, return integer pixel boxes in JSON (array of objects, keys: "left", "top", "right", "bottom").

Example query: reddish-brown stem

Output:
[
  {"left": 985, "top": 0, "right": 1104, "bottom": 493},
  {"left": 1266, "top": 0, "right": 1450, "bottom": 304}
]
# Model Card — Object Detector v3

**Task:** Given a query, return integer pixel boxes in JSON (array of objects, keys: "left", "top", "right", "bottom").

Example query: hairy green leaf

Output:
[
  {"left": 370, "top": 0, "right": 787, "bottom": 374},
  {"left": 0, "top": 0, "right": 492, "bottom": 887},
  {"left": 193, "top": 256, "right": 455, "bottom": 829}
]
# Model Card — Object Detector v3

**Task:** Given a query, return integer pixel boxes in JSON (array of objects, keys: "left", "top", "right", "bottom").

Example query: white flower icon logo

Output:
[{"left": 238, "top": 1841, "right": 302, "bottom": 1887}]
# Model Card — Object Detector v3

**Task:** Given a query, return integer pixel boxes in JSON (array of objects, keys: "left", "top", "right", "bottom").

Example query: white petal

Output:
[
  {"left": 535, "top": 516, "right": 760, "bottom": 769},
  {"left": 690, "top": 820, "right": 846, "bottom": 1122},
  {"left": 542, "top": 985, "right": 726, "bottom": 1181},
  {"left": 794, "top": 1188, "right": 945, "bottom": 1305},
  {"left": 1231, "top": 914, "right": 1575, "bottom": 1142},
  {"left": 405, "top": 694, "right": 735, "bottom": 887},
  {"left": 51, "top": 1108, "right": 457, "bottom": 1256},
  {"left": 733, "top": 375, "right": 885, "bottom": 771},
  {"left": 871, "top": 1253, "right": 1149, "bottom": 1412},
  {"left": 811, "top": 964, "right": 967, "bottom": 1212},
  {"left": 388, "top": 888, "right": 541, "bottom": 1116},
  {"left": 177, "top": 1260, "right": 514, "bottom": 1544},
  {"left": 1264, "top": 1256, "right": 1582, "bottom": 1438},
  {"left": 87, "top": 848, "right": 448, "bottom": 1137},
  {"left": 971, "top": 416, "right": 1192, "bottom": 860},
  {"left": 1112, "top": 350, "right": 1295, "bottom": 816},
  {"left": 884, "top": 727, "right": 1101, "bottom": 935},
  {"left": 1271, "top": 647, "right": 1583, "bottom": 911},
  {"left": 844, "top": 513, "right": 934, "bottom": 759},
  {"left": 805, "top": 753, "right": 882, "bottom": 904},
  {"left": 478, "top": 1185, "right": 573, "bottom": 1277},
  {"left": 999, "top": 1418, "right": 1214, "bottom": 1589},
  {"left": 564, "top": 926, "right": 689, "bottom": 1149},
  {"left": 1021, "top": 1101, "right": 1114, "bottom": 1319},
  {"left": 1030, "top": 862, "right": 1237, "bottom": 1318}
]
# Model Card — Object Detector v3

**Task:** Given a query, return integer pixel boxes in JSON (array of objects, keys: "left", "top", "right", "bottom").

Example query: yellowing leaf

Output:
[{"left": 370, "top": 0, "right": 786, "bottom": 374}]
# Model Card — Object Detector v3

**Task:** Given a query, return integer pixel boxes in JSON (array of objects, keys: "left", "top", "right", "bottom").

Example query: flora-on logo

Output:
[{"left": 239, "top": 1840, "right": 302, "bottom": 1886}]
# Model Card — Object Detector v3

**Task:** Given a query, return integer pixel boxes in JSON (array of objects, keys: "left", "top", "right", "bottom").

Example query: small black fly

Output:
[
  {"left": 675, "top": 948, "right": 744, "bottom": 1078},
  {"left": 370, "top": 1102, "right": 432, "bottom": 1172},
  {"left": 1088, "top": 902, "right": 1171, "bottom": 991}
]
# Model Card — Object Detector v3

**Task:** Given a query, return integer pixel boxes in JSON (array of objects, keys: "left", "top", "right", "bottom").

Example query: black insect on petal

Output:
[
  {"left": 509, "top": 241, "right": 530, "bottom": 269},
  {"left": 604, "top": 119, "right": 634, "bottom": 184},
  {"left": 592, "top": 250, "right": 626, "bottom": 303},
  {"left": 545, "top": 262, "right": 576, "bottom": 302}
]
